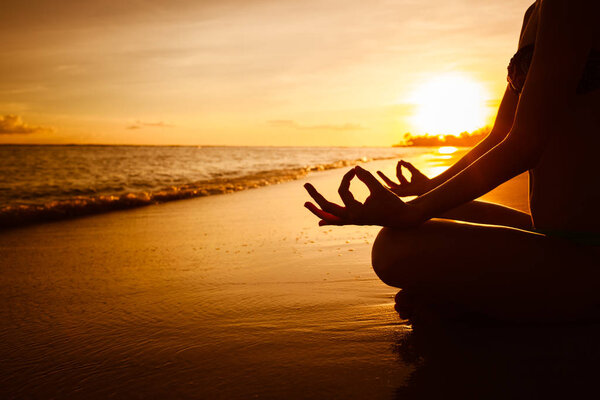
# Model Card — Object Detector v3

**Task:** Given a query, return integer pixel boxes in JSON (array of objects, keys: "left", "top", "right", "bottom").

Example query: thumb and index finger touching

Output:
[
  {"left": 354, "top": 165, "right": 387, "bottom": 194},
  {"left": 338, "top": 168, "right": 358, "bottom": 207},
  {"left": 337, "top": 166, "right": 384, "bottom": 202},
  {"left": 396, "top": 162, "right": 409, "bottom": 185},
  {"left": 399, "top": 160, "right": 423, "bottom": 176},
  {"left": 378, "top": 159, "right": 420, "bottom": 186},
  {"left": 304, "top": 164, "right": 394, "bottom": 214}
]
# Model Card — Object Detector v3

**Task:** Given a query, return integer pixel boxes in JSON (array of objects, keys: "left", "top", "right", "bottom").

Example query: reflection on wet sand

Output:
[
  {"left": 0, "top": 149, "right": 532, "bottom": 398},
  {"left": 393, "top": 318, "right": 600, "bottom": 399}
]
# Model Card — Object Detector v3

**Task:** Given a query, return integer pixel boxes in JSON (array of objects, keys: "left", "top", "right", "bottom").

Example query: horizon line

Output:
[{"left": 0, "top": 143, "right": 473, "bottom": 149}]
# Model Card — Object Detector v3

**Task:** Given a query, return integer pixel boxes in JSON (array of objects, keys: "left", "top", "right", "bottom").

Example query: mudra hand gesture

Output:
[
  {"left": 377, "top": 160, "right": 432, "bottom": 197},
  {"left": 304, "top": 165, "right": 422, "bottom": 228}
]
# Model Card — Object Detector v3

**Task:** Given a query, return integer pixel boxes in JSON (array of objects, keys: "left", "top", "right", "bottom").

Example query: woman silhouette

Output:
[{"left": 304, "top": 0, "right": 600, "bottom": 322}]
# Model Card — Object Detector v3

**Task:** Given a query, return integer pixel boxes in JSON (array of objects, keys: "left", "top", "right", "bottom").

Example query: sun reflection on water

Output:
[{"left": 438, "top": 146, "right": 457, "bottom": 155}]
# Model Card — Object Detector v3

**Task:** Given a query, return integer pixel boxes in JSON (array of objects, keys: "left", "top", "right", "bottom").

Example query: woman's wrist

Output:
[
  {"left": 409, "top": 200, "right": 429, "bottom": 225},
  {"left": 426, "top": 175, "right": 443, "bottom": 192},
  {"left": 390, "top": 200, "right": 429, "bottom": 228}
]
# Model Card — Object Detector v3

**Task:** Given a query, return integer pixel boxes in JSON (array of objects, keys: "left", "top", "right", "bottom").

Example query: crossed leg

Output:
[{"left": 371, "top": 202, "right": 600, "bottom": 323}]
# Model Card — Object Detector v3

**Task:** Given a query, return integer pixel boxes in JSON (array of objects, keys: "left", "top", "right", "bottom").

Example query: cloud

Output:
[
  {"left": 126, "top": 120, "right": 174, "bottom": 130},
  {"left": 268, "top": 120, "right": 363, "bottom": 131},
  {"left": 0, "top": 115, "right": 53, "bottom": 135}
]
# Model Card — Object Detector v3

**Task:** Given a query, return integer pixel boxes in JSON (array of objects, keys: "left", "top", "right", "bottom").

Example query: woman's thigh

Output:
[
  {"left": 371, "top": 219, "right": 600, "bottom": 321},
  {"left": 439, "top": 200, "right": 532, "bottom": 230}
]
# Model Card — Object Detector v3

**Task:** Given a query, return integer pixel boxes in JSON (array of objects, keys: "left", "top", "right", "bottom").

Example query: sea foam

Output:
[{"left": 0, "top": 145, "right": 412, "bottom": 228}]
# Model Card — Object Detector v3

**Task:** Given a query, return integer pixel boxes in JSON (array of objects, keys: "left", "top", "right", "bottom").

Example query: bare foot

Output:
[
  {"left": 394, "top": 290, "right": 478, "bottom": 325},
  {"left": 394, "top": 290, "right": 442, "bottom": 325}
]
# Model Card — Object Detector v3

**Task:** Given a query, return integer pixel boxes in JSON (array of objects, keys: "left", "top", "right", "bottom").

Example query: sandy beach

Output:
[
  {"left": 7, "top": 0, "right": 600, "bottom": 397},
  {"left": 0, "top": 152, "right": 540, "bottom": 399}
]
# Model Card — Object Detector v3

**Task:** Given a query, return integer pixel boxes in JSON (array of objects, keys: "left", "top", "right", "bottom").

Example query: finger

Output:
[
  {"left": 304, "top": 202, "right": 345, "bottom": 224},
  {"left": 396, "top": 162, "right": 409, "bottom": 185},
  {"left": 338, "top": 169, "right": 358, "bottom": 206},
  {"left": 377, "top": 171, "right": 399, "bottom": 188},
  {"left": 399, "top": 161, "right": 423, "bottom": 177},
  {"left": 355, "top": 166, "right": 385, "bottom": 193},
  {"left": 304, "top": 183, "right": 345, "bottom": 216},
  {"left": 319, "top": 219, "right": 345, "bottom": 226}
]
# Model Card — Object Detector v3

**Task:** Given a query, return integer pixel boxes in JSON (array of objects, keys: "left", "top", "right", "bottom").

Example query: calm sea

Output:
[{"left": 0, "top": 145, "right": 424, "bottom": 228}]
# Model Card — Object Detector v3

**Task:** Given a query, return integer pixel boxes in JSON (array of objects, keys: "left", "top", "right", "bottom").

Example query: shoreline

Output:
[
  {"left": 0, "top": 145, "right": 526, "bottom": 231},
  {"left": 0, "top": 156, "right": 529, "bottom": 398},
  {"left": 0, "top": 155, "right": 401, "bottom": 230}
]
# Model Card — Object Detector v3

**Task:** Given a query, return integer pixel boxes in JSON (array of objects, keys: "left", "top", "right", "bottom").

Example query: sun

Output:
[{"left": 409, "top": 73, "right": 490, "bottom": 136}]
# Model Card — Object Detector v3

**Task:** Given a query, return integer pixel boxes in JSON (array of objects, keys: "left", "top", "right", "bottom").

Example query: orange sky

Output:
[{"left": 0, "top": 0, "right": 532, "bottom": 146}]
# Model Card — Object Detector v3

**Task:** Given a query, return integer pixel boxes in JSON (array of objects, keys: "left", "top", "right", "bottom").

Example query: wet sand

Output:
[{"left": 0, "top": 151, "right": 557, "bottom": 399}]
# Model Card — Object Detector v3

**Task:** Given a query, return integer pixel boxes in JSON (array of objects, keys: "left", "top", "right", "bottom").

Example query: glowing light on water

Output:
[{"left": 438, "top": 146, "right": 457, "bottom": 155}]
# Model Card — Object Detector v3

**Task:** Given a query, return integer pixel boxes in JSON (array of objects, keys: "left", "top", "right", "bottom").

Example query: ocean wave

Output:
[{"left": 0, "top": 156, "right": 394, "bottom": 229}]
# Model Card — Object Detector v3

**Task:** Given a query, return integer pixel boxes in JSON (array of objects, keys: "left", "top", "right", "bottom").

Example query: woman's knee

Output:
[
  {"left": 371, "top": 227, "right": 420, "bottom": 287},
  {"left": 371, "top": 220, "right": 462, "bottom": 287}
]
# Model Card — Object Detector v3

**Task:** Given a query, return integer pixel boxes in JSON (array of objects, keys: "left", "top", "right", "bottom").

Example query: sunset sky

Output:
[{"left": 0, "top": 0, "right": 532, "bottom": 146}]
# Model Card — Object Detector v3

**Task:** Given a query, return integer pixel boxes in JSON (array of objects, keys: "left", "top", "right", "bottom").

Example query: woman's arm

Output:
[
  {"left": 410, "top": 0, "right": 596, "bottom": 223},
  {"left": 385, "top": 4, "right": 536, "bottom": 196},
  {"left": 421, "top": 2, "right": 539, "bottom": 191},
  {"left": 304, "top": 0, "right": 596, "bottom": 229},
  {"left": 424, "top": 86, "right": 519, "bottom": 191},
  {"left": 380, "top": 85, "right": 519, "bottom": 197}
]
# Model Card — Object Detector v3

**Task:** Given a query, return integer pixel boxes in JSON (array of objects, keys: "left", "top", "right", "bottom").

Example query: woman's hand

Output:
[
  {"left": 303, "top": 166, "right": 423, "bottom": 228},
  {"left": 377, "top": 160, "right": 433, "bottom": 197}
]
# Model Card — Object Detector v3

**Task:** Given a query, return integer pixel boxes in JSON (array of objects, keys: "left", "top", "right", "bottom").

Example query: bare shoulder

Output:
[
  {"left": 523, "top": 2, "right": 536, "bottom": 22},
  {"left": 518, "top": 2, "right": 539, "bottom": 46},
  {"left": 536, "top": 0, "right": 599, "bottom": 46},
  {"left": 538, "top": 0, "right": 600, "bottom": 25}
]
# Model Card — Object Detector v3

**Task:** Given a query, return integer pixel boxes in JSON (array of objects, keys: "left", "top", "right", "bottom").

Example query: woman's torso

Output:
[{"left": 516, "top": 1, "right": 600, "bottom": 234}]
